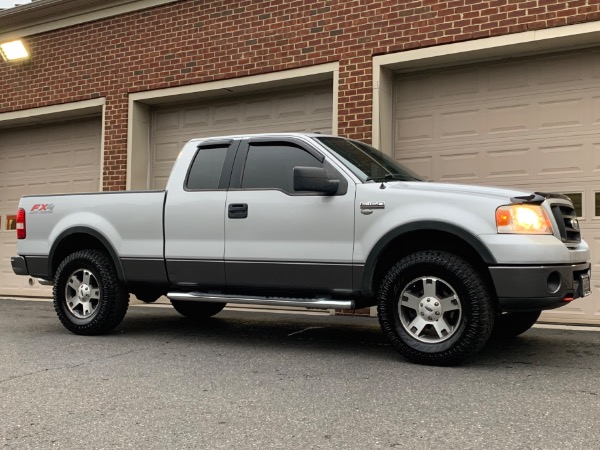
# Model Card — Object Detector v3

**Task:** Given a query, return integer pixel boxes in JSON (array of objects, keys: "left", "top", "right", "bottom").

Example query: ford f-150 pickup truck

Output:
[{"left": 11, "top": 133, "right": 592, "bottom": 365}]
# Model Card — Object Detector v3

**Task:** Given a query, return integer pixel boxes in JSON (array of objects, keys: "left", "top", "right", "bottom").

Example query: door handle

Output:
[{"left": 228, "top": 203, "right": 248, "bottom": 219}]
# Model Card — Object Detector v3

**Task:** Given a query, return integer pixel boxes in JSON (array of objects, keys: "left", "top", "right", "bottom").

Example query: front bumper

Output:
[{"left": 490, "top": 262, "right": 591, "bottom": 312}]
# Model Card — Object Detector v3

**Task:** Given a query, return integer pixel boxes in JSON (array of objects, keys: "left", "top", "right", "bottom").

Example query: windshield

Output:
[{"left": 315, "top": 136, "right": 423, "bottom": 182}]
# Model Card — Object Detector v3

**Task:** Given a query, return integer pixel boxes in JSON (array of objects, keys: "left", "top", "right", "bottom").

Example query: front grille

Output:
[{"left": 550, "top": 204, "right": 581, "bottom": 244}]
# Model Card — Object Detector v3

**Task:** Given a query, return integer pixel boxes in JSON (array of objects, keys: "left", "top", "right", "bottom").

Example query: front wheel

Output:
[
  {"left": 170, "top": 300, "right": 226, "bottom": 320},
  {"left": 53, "top": 250, "right": 129, "bottom": 335},
  {"left": 377, "top": 251, "right": 495, "bottom": 366}
]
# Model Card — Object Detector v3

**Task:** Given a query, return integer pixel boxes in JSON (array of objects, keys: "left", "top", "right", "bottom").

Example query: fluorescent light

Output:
[{"left": 0, "top": 40, "right": 29, "bottom": 61}]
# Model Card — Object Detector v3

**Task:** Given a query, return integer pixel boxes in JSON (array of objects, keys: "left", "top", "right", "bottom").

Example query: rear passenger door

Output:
[
  {"left": 164, "top": 139, "right": 239, "bottom": 288},
  {"left": 224, "top": 137, "right": 355, "bottom": 292}
]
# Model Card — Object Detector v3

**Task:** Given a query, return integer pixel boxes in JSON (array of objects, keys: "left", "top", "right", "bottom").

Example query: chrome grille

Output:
[{"left": 550, "top": 204, "right": 581, "bottom": 244}]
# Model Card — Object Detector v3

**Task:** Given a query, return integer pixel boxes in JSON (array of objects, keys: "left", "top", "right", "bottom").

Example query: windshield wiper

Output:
[{"left": 366, "top": 173, "right": 421, "bottom": 182}]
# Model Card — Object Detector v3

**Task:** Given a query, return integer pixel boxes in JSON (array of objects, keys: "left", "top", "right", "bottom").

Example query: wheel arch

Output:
[
  {"left": 49, "top": 227, "right": 125, "bottom": 282},
  {"left": 361, "top": 221, "right": 496, "bottom": 299}
]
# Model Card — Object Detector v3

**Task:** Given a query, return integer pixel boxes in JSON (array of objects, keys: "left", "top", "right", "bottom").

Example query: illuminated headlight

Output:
[{"left": 496, "top": 204, "right": 553, "bottom": 235}]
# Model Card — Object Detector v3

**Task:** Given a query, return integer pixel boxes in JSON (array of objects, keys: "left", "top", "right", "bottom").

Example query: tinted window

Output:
[
  {"left": 241, "top": 143, "right": 321, "bottom": 192},
  {"left": 316, "top": 136, "right": 423, "bottom": 182},
  {"left": 186, "top": 147, "right": 228, "bottom": 190}
]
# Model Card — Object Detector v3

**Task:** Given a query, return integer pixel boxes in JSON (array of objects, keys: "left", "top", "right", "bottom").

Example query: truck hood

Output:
[{"left": 385, "top": 181, "right": 531, "bottom": 201}]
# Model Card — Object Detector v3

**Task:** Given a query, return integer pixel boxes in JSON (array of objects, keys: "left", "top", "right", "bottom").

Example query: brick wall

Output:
[{"left": 2, "top": 0, "right": 600, "bottom": 190}]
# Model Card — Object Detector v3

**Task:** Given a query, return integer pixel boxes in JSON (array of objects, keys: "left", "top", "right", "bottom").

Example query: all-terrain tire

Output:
[
  {"left": 53, "top": 250, "right": 129, "bottom": 335},
  {"left": 377, "top": 250, "right": 495, "bottom": 366},
  {"left": 171, "top": 300, "right": 226, "bottom": 320},
  {"left": 492, "top": 311, "right": 541, "bottom": 339}
]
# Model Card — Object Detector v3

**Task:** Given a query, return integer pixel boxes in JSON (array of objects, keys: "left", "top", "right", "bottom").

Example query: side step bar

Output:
[{"left": 167, "top": 291, "right": 355, "bottom": 310}]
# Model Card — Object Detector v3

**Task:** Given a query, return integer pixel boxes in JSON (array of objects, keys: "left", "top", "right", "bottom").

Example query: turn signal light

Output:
[{"left": 16, "top": 208, "right": 26, "bottom": 239}]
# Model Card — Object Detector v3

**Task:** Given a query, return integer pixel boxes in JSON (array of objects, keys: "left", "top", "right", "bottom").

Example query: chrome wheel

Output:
[
  {"left": 398, "top": 276, "right": 462, "bottom": 343},
  {"left": 65, "top": 269, "right": 101, "bottom": 319}
]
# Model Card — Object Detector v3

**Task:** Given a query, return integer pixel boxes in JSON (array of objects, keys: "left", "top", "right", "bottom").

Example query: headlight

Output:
[{"left": 496, "top": 204, "right": 553, "bottom": 234}]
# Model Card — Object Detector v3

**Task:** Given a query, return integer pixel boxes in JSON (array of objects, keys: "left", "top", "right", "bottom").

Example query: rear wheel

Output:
[
  {"left": 53, "top": 250, "right": 129, "bottom": 335},
  {"left": 492, "top": 311, "right": 541, "bottom": 339},
  {"left": 171, "top": 300, "right": 226, "bottom": 320},
  {"left": 377, "top": 250, "right": 495, "bottom": 366}
]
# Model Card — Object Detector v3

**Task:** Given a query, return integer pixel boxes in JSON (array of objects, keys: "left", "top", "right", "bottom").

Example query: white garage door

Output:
[
  {"left": 394, "top": 48, "right": 600, "bottom": 324},
  {"left": 0, "top": 118, "right": 102, "bottom": 298},
  {"left": 150, "top": 84, "right": 333, "bottom": 189}
]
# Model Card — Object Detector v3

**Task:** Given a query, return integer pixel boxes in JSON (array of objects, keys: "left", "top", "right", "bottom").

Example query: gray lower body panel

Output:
[
  {"left": 121, "top": 258, "right": 169, "bottom": 285},
  {"left": 166, "top": 259, "right": 225, "bottom": 286},
  {"left": 490, "top": 262, "right": 591, "bottom": 312},
  {"left": 225, "top": 261, "right": 354, "bottom": 292}
]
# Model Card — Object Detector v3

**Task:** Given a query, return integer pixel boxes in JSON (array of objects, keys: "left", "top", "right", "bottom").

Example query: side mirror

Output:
[{"left": 293, "top": 166, "right": 340, "bottom": 194}]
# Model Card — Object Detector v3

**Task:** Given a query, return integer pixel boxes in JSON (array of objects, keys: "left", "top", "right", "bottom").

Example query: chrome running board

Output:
[{"left": 167, "top": 291, "right": 355, "bottom": 309}]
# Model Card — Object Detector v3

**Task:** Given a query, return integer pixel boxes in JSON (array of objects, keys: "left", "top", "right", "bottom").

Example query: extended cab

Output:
[{"left": 11, "top": 133, "right": 592, "bottom": 365}]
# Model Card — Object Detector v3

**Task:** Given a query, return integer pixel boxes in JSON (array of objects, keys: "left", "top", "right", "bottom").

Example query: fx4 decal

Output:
[{"left": 30, "top": 204, "right": 55, "bottom": 214}]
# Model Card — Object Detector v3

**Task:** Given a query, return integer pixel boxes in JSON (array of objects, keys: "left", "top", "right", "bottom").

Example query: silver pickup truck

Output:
[{"left": 11, "top": 133, "right": 591, "bottom": 365}]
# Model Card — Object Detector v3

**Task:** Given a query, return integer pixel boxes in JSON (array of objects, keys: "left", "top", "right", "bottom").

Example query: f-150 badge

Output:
[{"left": 360, "top": 202, "right": 385, "bottom": 215}]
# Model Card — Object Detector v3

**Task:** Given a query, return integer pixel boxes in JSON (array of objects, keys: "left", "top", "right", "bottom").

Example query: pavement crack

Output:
[{"left": 287, "top": 326, "right": 324, "bottom": 336}]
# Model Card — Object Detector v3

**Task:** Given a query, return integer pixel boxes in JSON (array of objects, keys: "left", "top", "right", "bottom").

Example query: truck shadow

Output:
[{"left": 118, "top": 307, "right": 600, "bottom": 369}]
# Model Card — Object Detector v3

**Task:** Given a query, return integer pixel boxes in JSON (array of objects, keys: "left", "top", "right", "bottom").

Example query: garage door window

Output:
[
  {"left": 562, "top": 193, "right": 583, "bottom": 218},
  {"left": 5, "top": 215, "right": 16, "bottom": 231}
]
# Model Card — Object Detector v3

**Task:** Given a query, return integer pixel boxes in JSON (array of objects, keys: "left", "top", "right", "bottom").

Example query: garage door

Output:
[
  {"left": 394, "top": 48, "right": 600, "bottom": 324},
  {"left": 150, "top": 83, "right": 333, "bottom": 189},
  {"left": 0, "top": 118, "right": 102, "bottom": 298}
]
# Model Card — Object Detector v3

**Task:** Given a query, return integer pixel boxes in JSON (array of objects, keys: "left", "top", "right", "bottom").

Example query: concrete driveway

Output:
[{"left": 1, "top": 298, "right": 599, "bottom": 449}]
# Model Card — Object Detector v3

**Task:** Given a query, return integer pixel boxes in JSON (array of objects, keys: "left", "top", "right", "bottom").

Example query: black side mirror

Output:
[{"left": 293, "top": 166, "right": 340, "bottom": 194}]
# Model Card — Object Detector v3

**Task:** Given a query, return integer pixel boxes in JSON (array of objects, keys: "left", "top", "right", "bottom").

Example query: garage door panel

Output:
[
  {"left": 312, "top": 91, "right": 335, "bottom": 115},
  {"left": 488, "top": 62, "right": 530, "bottom": 91},
  {"left": 5, "top": 184, "right": 24, "bottom": 206},
  {"left": 394, "top": 48, "right": 600, "bottom": 324},
  {"left": 74, "top": 147, "right": 99, "bottom": 169},
  {"left": 487, "top": 104, "right": 530, "bottom": 135},
  {"left": 538, "top": 53, "right": 583, "bottom": 85},
  {"left": 538, "top": 97, "right": 585, "bottom": 130},
  {"left": 277, "top": 94, "right": 309, "bottom": 118},
  {"left": 245, "top": 98, "right": 272, "bottom": 121},
  {"left": 150, "top": 84, "right": 333, "bottom": 189},
  {"left": 5, "top": 154, "right": 28, "bottom": 174},
  {"left": 183, "top": 107, "right": 210, "bottom": 127},
  {"left": 154, "top": 110, "right": 179, "bottom": 131},
  {"left": 440, "top": 109, "right": 481, "bottom": 139},
  {"left": 0, "top": 118, "right": 101, "bottom": 297},
  {"left": 537, "top": 143, "right": 584, "bottom": 176},
  {"left": 213, "top": 103, "right": 240, "bottom": 125},
  {"left": 487, "top": 147, "right": 530, "bottom": 179},
  {"left": 439, "top": 67, "right": 481, "bottom": 97},
  {"left": 396, "top": 114, "right": 434, "bottom": 143},
  {"left": 51, "top": 150, "right": 74, "bottom": 170}
]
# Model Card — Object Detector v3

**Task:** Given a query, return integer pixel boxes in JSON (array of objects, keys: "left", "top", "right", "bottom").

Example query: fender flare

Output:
[
  {"left": 361, "top": 221, "right": 496, "bottom": 296},
  {"left": 48, "top": 226, "right": 126, "bottom": 282}
]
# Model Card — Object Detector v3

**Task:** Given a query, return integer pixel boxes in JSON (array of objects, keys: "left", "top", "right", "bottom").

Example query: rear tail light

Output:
[{"left": 16, "top": 208, "right": 26, "bottom": 239}]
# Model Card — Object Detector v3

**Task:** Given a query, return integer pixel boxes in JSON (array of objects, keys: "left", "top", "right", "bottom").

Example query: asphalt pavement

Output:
[{"left": 1, "top": 298, "right": 599, "bottom": 449}]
